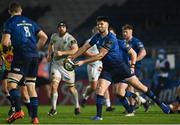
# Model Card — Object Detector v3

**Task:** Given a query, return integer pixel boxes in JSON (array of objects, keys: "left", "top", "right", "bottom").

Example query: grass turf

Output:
[{"left": 0, "top": 105, "right": 179, "bottom": 124}]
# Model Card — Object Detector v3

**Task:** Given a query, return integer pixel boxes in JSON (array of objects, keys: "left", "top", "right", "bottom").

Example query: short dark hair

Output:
[
  {"left": 9, "top": 2, "right": 22, "bottom": 13},
  {"left": 122, "top": 24, "right": 134, "bottom": 30},
  {"left": 96, "top": 16, "right": 109, "bottom": 23}
]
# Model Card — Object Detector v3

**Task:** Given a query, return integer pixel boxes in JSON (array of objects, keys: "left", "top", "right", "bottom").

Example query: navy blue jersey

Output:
[
  {"left": 118, "top": 39, "right": 131, "bottom": 65},
  {"left": 89, "top": 32, "right": 124, "bottom": 71},
  {"left": 3, "top": 15, "right": 41, "bottom": 59},
  {"left": 124, "top": 37, "right": 145, "bottom": 69}
]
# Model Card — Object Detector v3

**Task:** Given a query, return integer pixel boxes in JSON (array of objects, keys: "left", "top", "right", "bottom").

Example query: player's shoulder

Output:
[
  {"left": 4, "top": 17, "right": 14, "bottom": 26},
  {"left": 107, "top": 32, "right": 117, "bottom": 41},
  {"left": 118, "top": 39, "right": 126, "bottom": 46},
  {"left": 65, "top": 32, "right": 74, "bottom": 38},
  {"left": 132, "top": 37, "right": 143, "bottom": 44},
  {"left": 50, "top": 33, "right": 58, "bottom": 39},
  {"left": 65, "top": 32, "right": 76, "bottom": 41},
  {"left": 92, "top": 33, "right": 101, "bottom": 39}
]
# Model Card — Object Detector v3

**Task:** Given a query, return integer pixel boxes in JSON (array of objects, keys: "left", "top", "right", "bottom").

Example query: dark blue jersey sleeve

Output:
[
  {"left": 119, "top": 40, "right": 131, "bottom": 52},
  {"left": 33, "top": 22, "right": 41, "bottom": 35},
  {"left": 102, "top": 39, "right": 113, "bottom": 51},
  {"left": 3, "top": 21, "right": 12, "bottom": 34},
  {"left": 136, "top": 41, "right": 145, "bottom": 49},
  {"left": 89, "top": 33, "right": 100, "bottom": 46}
]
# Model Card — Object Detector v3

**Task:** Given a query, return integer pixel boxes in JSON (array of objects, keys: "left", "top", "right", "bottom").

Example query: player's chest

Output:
[{"left": 54, "top": 37, "right": 70, "bottom": 49}]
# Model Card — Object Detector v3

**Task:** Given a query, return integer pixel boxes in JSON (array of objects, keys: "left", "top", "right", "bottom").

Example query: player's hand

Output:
[
  {"left": 55, "top": 51, "right": 63, "bottom": 57},
  {"left": 68, "top": 55, "right": 75, "bottom": 61},
  {"left": 130, "top": 67, "right": 135, "bottom": 73},
  {"left": 74, "top": 60, "right": 84, "bottom": 66}
]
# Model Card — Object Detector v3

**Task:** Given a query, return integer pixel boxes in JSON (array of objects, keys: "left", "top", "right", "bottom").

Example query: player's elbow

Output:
[
  {"left": 41, "top": 34, "right": 48, "bottom": 43},
  {"left": 38, "top": 31, "right": 48, "bottom": 43},
  {"left": 97, "top": 53, "right": 104, "bottom": 60},
  {"left": 141, "top": 49, "right": 147, "bottom": 58}
]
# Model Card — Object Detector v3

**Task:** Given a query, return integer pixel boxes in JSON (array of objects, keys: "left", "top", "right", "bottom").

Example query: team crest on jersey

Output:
[
  {"left": 104, "top": 40, "right": 113, "bottom": 49},
  {"left": 22, "top": 20, "right": 26, "bottom": 23}
]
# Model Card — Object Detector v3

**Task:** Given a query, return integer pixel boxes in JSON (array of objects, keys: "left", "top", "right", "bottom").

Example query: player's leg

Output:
[
  {"left": 81, "top": 80, "right": 97, "bottom": 107},
  {"left": 64, "top": 69, "right": 80, "bottom": 115},
  {"left": 6, "top": 73, "right": 25, "bottom": 123},
  {"left": 127, "top": 85, "right": 136, "bottom": 111},
  {"left": 92, "top": 78, "right": 110, "bottom": 120},
  {"left": 104, "top": 89, "right": 115, "bottom": 111},
  {"left": 25, "top": 77, "right": 39, "bottom": 123},
  {"left": 126, "top": 75, "right": 170, "bottom": 114},
  {"left": 67, "top": 85, "right": 80, "bottom": 115},
  {"left": 24, "top": 57, "right": 40, "bottom": 124},
  {"left": 115, "top": 83, "right": 135, "bottom": 116},
  {"left": 19, "top": 82, "right": 31, "bottom": 116},
  {"left": 1, "top": 70, "right": 15, "bottom": 116},
  {"left": 48, "top": 63, "right": 61, "bottom": 116},
  {"left": 81, "top": 64, "right": 99, "bottom": 106}
]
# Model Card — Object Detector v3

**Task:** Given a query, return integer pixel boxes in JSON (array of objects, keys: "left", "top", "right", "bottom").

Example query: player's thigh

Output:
[
  {"left": 126, "top": 76, "right": 148, "bottom": 93},
  {"left": 63, "top": 70, "right": 75, "bottom": 87},
  {"left": 50, "top": 63, "right": 62, "bottom": 85},
  {"left": 87, "top": 64, "right": 101, "bottom": 82},
  {"left": 7, "top": 72, "right": 23, "bottom": 90},
  {"left": 26, "top": 57, "right": 39, "bottom": 78}
]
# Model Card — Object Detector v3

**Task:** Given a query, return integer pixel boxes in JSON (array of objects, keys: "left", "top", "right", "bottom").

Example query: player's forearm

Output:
[
  {"left": 71, "top": 43, "right": 90, "bottom": 60},
  {"left": 37, "top": 31, "right": 48, "bottom": 49},
  {"left": 130, "top": 54, "right": 137, "bottom": 66},
  {"left": 1, "top": 34, "right": 11, "bottom": 47},
  {"left": 128, "top": 48, "right": 137, "bottom": 65},
  {"left": 61, "top": 48, "right": 78, "bottom": 56},
  {"left": 84, "top": 51, "right": 97, "bottom": 57},
  {"left": 81, "top": 53, "right": 103, "bottom": 65},
  {"left": 137, "top": 49, "right": 146, "bottom": 61},
  {"left": 37, "top": 38, "right": 47, "bottom": 49}
]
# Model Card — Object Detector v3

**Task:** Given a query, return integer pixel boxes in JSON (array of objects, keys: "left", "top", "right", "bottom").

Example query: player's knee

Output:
[
  {"left": 91, "top": 85, "right": 96, "bottom": 91},
  {"left": 25, "top": 77, "right": 36, "bottom": 85},
  {"left": 68, "top": 86, "right": 77, "bottom": 94},
  {"left": 116, "top": 94, "right": 125, "bottom": 99},
  {"left": 7, "top": 77, "right": 19, "bottom": 84},
  {"left": 96, "top": 86, "right": 105, "bottom": 96},
  {"left": 66, "top": 82, "right": 75, "bottom": 87},
  {"left": 7, "top": 77, "right": 19, "bottom": 90}
]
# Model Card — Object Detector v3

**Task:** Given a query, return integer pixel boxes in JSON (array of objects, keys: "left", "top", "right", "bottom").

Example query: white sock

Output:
[
  {"left": 24, "top": 99, "right": 30, "bottom": 103},
  {"left": 138, "top": 96, "right": 146, "bottom": 103},
  {"left": 105, "top": 99, "right": 111, "bottom": 107},
  {"left": 51, "top": 92, "right": 58, "bottom": 110},
  {"left": 72, "top": 89, "right": 80, "bottom": 108},
  {"left": 83, "top": 85, "right": 92, "bottom": 100}
]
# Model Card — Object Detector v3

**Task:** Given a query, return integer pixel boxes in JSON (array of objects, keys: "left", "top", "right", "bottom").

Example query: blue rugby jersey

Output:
[
  {"left": 3, "top": 15, "right": 41, "bottom": 59},
  {"left": 118, "top": 39, "right": 131, "bottom": 66},
  {"left": 124, "top": 37, "right": 145, "bottom": 69},
  {"left": 89, "top": 32, "right": 125, "bottom": 71}
]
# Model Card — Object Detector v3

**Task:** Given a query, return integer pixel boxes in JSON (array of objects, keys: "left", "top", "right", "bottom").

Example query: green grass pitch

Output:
[{"left": 0, "top": 105, "right": 180, "bottom": 124}]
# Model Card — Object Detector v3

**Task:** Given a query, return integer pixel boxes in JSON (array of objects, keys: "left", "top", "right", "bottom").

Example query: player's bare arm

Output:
[
  {"left": 70, "top": 42, "right": 91, "bottom": 60},
  {"left": 47, "top": 43, "right": 53, "bottom": 62},
  {"left": 137, "top": 48, "right": 146, "bottom": 61},
  {"left": 75, "top": 47, "right": 108, "bottom": 66},
  {"left": 1, "top": 34, "right": 11, "bottom": 47},
  {"left": 128, "top": 48, "right": 137, "bottom": 66},
  {"left": 56, "top": 42, "right": 78, "bottom": 57},
  {"left": 36, "top": 30, "right": 48, "bottom": 49},
  {"left": 84, "top": 51, "right": 97, "bottom": 57}
]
